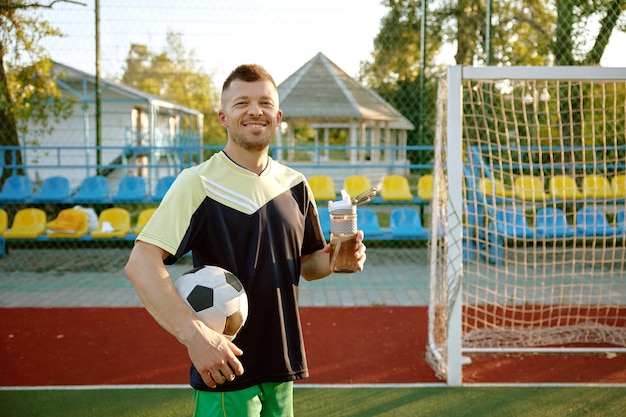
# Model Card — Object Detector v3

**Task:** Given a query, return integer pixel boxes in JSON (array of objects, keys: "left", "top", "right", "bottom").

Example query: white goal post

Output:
[{"left": 427, "top": 65, "right": 626, "bottom": 386}]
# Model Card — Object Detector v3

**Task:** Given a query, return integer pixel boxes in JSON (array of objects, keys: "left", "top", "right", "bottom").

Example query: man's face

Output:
[{"left": 219, "top": 79, "right": 283, "bottom": 152}]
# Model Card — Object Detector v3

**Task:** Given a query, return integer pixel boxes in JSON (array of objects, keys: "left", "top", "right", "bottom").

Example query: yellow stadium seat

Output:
[
  {"left": 133, "top": 207, "right": 157, "bottom": 234},
  {"left": 611, "top": 174, "right": 626, "bottom": 199},
  {"left": 3, "top": 208, "right": 47, "bottom": 239},
  {"left": 308, "top": 175, "right": 337, "bottom": 201},
  {"left": 548, "top": 175, "right": 583, "bottom": 200},
  {"left": 417, "top": 174, "right": 434, "bottom": 201},
  {"left": 478, "top": 178, "right": 514, "bottom": 198},
  {"left": 513, "top": 175, "right": 549, "bottom": 201},
  {"left": 0, "top": 209, "right": 8, "bottom": 235},
  {"left": 581, "top": 175, "right": 616, "bottom": 199},
  {"left": 343, "top": 175, "right": 372, "bottom": 200},
  {"left": 91, "top": 207, "right": 131, "bottom": 238},
  {"left": 46, "top": 208, "right": 89, "bottom": 238},
  {"left": 380, "top": 175, "right": 413, "bottom": 201}
]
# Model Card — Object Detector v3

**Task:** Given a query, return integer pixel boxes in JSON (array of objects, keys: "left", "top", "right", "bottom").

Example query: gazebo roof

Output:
[{"left": 278, "top": 52, "right": 414, "bottom": 130}]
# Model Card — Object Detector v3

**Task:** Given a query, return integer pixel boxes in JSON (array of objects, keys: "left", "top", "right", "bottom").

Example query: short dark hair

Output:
[{"left": 222, "top": 64, "right": 277, "bottom": 93}]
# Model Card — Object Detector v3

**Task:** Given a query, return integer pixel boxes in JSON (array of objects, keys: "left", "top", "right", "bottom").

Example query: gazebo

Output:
[{"left": 277, "top": 52, "right": 414, "bottom": 172}]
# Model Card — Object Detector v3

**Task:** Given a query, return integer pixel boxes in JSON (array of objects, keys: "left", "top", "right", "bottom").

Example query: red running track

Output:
[{"left": 1, "top": 307, "right": 624, "bottom": 386}]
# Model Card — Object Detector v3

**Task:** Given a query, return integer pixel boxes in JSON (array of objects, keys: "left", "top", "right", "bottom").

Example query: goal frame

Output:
[{"left": 428, "top": 65, "right": 626, "bottom": 386}]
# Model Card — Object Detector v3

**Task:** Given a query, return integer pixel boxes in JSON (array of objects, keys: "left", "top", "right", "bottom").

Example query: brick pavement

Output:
[{"left": 0, "top": 247, "right": 428, "bottom": 307}]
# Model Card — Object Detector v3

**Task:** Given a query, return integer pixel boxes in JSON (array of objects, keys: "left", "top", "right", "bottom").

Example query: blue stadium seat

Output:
[
  {"left": 0, "top": 175, "right": 33, "bottom": 203},
  {"left": 112, "top": 176, "right": 147, "bottom": 202},
  {"left": 534, "top": 207, "right": 576, "bottom": 239},
  {"left": 72, "top": 175, "right": 110, "bottom": 203},
  {"left": 32, "top": 176, "right": 71, "bottom": 203},
  {"left": 390, "top": 208, "right": 428, "bottom": 239},
  {"left": 493, "top": 207, "right": 535, "bottom": 239},
  {"left": 575, "top": 207, "right": 620, "bottom": 237},
  {"left": 151, "top": 176, "right": 176, "bottom": 201},
  {"left": 487, "top": 207, "right": 534, "bottom": 264},
  {"left": 357, "top": 208, "right": 384, "bottom": 237}
]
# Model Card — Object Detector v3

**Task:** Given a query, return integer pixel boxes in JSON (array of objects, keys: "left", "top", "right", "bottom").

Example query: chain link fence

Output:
[{"left": 1, "top": 0, "right": 625, "bottom": 273}]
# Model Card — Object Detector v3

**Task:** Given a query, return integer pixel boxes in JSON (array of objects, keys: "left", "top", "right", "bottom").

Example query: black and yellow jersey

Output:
[{"left": 138, "top": 151, "right": 326, "bottom": 391}]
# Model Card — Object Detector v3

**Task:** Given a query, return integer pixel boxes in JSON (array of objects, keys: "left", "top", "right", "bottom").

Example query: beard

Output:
[{"left": 230, "top": 129, "right": 274, "bottom": 152}]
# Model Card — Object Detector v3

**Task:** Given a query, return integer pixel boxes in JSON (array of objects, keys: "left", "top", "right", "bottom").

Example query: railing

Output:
[{"left": 0, "top": 144, "right": 436, "bottom": 179}]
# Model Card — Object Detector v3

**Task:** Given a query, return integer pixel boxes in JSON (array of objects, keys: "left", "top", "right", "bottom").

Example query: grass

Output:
[{"left": 1, "top": 386, "right": 625, "bottom": 417}]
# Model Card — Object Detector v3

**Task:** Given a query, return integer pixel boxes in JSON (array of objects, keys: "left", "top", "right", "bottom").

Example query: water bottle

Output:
[{"left": 328, "top": 191, "right": 358, "bottom": 273}]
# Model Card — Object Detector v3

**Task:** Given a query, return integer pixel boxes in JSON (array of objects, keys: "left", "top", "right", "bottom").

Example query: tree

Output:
[
  {"left": 120, "top": 31, "right": 226, "bottom": 146},
  {"left": 555, "top": 0, "right": 626, "bottom": 65},
  {"left": 360, "top": 0, "right": 626, "bottom": 155},
  {"left": 0, "top": 0, "right": 80, "bottom": 183}
]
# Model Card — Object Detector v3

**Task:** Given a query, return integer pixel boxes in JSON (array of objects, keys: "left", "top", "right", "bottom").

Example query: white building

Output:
[{"left": 20, "top": 62, "right": 203, "bottom": 194}]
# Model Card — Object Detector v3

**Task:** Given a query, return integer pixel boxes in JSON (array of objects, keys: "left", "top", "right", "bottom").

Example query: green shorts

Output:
[{"left": 193, "top": 381, "right": 294, "bottom": 417}]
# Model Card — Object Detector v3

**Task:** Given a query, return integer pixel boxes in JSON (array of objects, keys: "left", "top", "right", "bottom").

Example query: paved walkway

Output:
[{"left": 0, "top": 247, "right": 429, "bottom": 308}]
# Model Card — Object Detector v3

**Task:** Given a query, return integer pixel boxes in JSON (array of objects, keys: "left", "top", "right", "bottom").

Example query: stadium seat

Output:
[
  {"left": 72, "top": 175, "right": 109, "bottom": 203},
  {"left": 0, "top": 209, "right": 7, "bottom": 234},
  {"left": 581, "top": 175, "right": 616, "bottom": 200},
  {"left": 343, "top": 175, "right": 372, "bottom": 200},
  {"left": 91, "top": 207, "right": 131, "bottom": 238},
  {"left": 389, "top": 208, "right": 428, "bottom": 238},
  {"left": 151, "top": 176, "right": 176, "bottom": 201},
  {"left": 478, "top": 177, "right": 514, "bottom": 199},
  {"left": 487, "top": 207, "right": 534, "bottom": 264},
  {"left": 0, "top": 175, "right": 33, "bottom": 202},
  {"left": 611, "top": 174, "right": 626, "bottom": 199},
  {"left": 133, "top": 207, "right": 157, "bottom": 234},
  {"left": 575, "top": 207, "right": 620, "bottom": 237},
  {"left": 3, "top": 208, "right": 47, "bottom": 239},
  {"left": 31, "top": 176, "right": 71, "bottom": 203},
  {"left": 46, "top": 208, "right": 89, "bottom": 238},
  {"left": 492, "top": 207, "right": 535, "bottom": 239},
  {"left": 548, "top": 175, "right": 583, "bottom": 200},
  {"left": 308, "top": 175, "right": 337, "bottom": 201},
  {"left": 357, "top": 208, "right": 384, "bottom": 237},
  {"left": 534, "top": 207, "right": 576, "bottom": 239},
  {"left": 417, "top": 174, "right": 434, "bottom": 201},
  {"left": 112, "top": 176, "right": 147, "bottom": 202},
  {"left": 380, "top": 175, "right": 413, "bottom": 201},
  {"left": 513, "top": 175, "right": 550, "bottom": 201},
  {"left": 316, "top": 207, "right": 331, "bottom": 238}
]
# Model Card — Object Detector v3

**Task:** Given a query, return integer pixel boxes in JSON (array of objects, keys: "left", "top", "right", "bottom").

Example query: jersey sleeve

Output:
[{"left": 136, "top": 168, "right": 205, "bottom": 261}]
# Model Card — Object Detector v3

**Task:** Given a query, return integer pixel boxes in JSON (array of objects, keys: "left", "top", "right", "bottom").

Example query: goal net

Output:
[{"left": 427, "top": 66, "right": 626, "bottom": 385}]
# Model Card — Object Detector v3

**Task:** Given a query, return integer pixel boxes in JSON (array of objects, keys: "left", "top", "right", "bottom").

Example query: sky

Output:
[
  {"left": 38, "top": 0, "right": 388, "bottom": 88},
  {"left": 38, "top": 0, "right": 626, "bottom": 90}
]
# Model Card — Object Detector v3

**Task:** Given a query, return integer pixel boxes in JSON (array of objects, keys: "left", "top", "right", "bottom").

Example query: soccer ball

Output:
[{"left": 174, "top": 265, "right": 249, "bottom": 341}]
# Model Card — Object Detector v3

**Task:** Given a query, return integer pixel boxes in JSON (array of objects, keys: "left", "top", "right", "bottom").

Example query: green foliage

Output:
[
  {"left": 360, "top": 0, "right": 626, "bottom": 168},
  {"left": 5, "top": 58, "right": 73, "bottom": 138},
  {"left": 556, "top": 0, "right": 626, "bottom": 65},
  {"left": 119, "top": 31, "right": 226, "bottom": 146},
  {"left": 0, "top": 2, "right": 74, "bottom": 144}
]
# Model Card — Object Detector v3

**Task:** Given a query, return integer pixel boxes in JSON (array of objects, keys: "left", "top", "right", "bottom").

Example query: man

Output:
[{"left": 125, "top": 64, "right": 367, "bottom": 416}]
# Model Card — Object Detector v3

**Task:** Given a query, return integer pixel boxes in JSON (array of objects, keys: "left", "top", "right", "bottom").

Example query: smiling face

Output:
[{"left": 219, "top": 79, "right": 283, "bottom": 153}]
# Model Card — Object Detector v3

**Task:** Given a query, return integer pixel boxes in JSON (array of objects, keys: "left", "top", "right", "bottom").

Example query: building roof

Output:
[
  {"left": 52, "top": 61, "right": 202, "bottom": 116},
  {"left": 278, "top": 52, "right": 414, "bottom": 130}
]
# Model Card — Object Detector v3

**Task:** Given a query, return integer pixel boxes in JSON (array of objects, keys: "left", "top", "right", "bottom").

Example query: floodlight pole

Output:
[
  {"left": 418, "top": 0, "right": 427, "bottom": 145},
  {"left": 95, "top": 0, "right": 102, "bottom": 174},
  {"left": 486, "top": 0, "right": 492, "bottom": 65}
]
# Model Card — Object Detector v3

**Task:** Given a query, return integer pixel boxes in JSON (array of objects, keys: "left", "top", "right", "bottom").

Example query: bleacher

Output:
[
  {"left": 0, "top": 141, "right": 443, "bottom": 257},
  {"left": 0, "top": 169, "right": 437, "bottom": 256},
  {"left": 5, "top": 141, "right": 626, "bottom": 261},
  {"left": 464, "top": 146, "right": 626, "bottom": 265}
]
